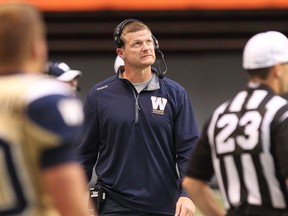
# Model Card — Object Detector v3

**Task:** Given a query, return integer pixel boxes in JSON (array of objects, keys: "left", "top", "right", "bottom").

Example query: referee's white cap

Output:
[{"left": 243, "top": 31, "right": 288, "bottom": 70}]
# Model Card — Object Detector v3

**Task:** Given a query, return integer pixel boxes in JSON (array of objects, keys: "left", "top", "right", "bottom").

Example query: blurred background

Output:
[
  {"left": 22, "top": 0, "right": 287, "bottom": 129},
  {"left": 6, "top": 1, "right": 288, "bottom": 214}
]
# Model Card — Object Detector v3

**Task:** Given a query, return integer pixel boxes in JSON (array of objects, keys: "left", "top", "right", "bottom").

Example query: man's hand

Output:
[{"left": 175, "top": 196, "right": 195, "bottom": 216}]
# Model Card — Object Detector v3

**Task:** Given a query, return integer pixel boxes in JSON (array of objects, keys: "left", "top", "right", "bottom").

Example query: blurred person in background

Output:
[
  {"left": 47, "top": 61, "right": 82, "bottom": 95},
  {"left": 114, "top": 55, "right": 125, "bottom": 73},
  {"left": 0, "top": 3, "right": 96, "bottom": 216}
]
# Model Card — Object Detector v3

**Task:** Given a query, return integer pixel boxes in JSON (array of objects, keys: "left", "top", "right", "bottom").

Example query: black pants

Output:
[
  {"left": 99, "top": 197, "right": 173, "bottom": 216},
  {"left": 227, "top": 205, "right": 288, "bottom": 216}
]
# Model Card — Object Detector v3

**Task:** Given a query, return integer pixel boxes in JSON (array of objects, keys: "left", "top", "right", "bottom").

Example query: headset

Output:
[
  {"left": 113, "top": 18, "right": 167, "bottom": 78},
  {"left": 113, "top": 18, "right": 159, "bottom": 52}
]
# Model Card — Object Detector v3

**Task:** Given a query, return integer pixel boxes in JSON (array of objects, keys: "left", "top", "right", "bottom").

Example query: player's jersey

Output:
[
  {"left": 0, "top": 73, "right": 84, "bottom": 216},
  {"left": 186, "top": 82, "right": 288, "bottom": 210}
]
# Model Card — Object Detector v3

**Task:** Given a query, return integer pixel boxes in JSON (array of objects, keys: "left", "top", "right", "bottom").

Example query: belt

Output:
[{"left": 227, "top": 204, "right": 288, "bottom": 216}]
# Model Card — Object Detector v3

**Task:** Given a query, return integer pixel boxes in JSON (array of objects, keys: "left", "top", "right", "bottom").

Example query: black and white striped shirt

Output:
[{"left": 186, "top": 82, "right": 288, "bottom": 210}]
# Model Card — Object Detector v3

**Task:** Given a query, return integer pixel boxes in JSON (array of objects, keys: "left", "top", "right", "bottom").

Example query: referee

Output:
[{"left": 183, "top": 31, "right": 288, "bottom": 216}]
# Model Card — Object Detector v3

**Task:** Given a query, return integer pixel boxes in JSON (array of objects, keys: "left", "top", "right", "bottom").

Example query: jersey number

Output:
[
  {"left": 0, "top": 139, "right": 26, "bottom": 214},
  {"left": 215, "top": 111, "right": 262, "bottom": 155}
]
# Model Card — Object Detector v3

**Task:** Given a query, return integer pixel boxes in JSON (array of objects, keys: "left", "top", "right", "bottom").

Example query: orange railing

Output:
[{"left": 1, "top": 0, "right": 288, "bottom": 11}]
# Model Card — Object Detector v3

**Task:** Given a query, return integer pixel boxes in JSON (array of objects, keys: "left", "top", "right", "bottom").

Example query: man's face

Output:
[{"left": 120, "top": 29, "right": 156, "bottom": 69}]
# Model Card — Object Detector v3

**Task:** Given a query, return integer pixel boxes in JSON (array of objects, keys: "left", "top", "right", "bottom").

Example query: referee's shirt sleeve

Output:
[
  {"left": 273, "top": 109, "right": 288, "bottom": 178},
  {"left": 186, "top": 122, "right": 214, "bottom": 182}
]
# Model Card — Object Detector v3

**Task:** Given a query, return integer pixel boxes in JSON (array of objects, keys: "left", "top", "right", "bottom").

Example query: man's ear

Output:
[
  {"left": 32, "top": 37, "right": 47, "bottom": 72},
  {"left": 116, "top": 48, "right": 124, "bottom": 59},
  {"left": 35, "top": 37, "right": 47, "bottom": 60},
  {"left": 273, "top": 64, "right": 282, "bottom": 78}
]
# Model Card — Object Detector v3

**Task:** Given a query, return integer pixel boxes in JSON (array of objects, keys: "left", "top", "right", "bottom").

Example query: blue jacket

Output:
[{"left": 77, "top": 71, "right": 199, "bottom": 215}]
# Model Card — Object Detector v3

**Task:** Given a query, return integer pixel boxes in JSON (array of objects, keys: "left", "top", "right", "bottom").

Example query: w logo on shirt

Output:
[{"left": 151, "top": 96, "right": 167, "bottom": 115}]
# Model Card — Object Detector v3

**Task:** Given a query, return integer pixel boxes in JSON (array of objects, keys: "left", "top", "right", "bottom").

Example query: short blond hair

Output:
[
  {"left": 0, "top": 3, "right": 46, "bottom": 66},
  {"left": 121, "top": 21, "right": 152, "bottom": 46}
]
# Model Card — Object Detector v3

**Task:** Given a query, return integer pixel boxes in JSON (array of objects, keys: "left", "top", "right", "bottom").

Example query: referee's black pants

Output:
[{"left": 227, "top": 204, "right": 288, "bottom": 216}]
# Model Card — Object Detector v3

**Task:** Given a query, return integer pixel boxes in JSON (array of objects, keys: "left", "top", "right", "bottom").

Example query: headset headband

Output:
[
  {"left": 113, "top": 18, "right": 141, "bottom": 48},
  {"left": 113, "top": 18, "right": 159, "bottom": 51}
]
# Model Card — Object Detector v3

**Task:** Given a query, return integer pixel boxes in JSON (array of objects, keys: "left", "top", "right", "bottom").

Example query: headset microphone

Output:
[
  {"left": 151, "top": 34, "right": 167, "bottom": 79},
  {"left": 158, "top": 72, "right": 164, "bottom": 79},
  {"left": 155, "top": 49, "right": 168, "bottom": 79},
  {"left": 113, "top": 18, "right": 168, "bottom": 78}
]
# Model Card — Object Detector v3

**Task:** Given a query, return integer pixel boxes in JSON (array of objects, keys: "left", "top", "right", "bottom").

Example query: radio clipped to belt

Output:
[{"left": 89, "top": 186, "right": 106, "bottom": 214}]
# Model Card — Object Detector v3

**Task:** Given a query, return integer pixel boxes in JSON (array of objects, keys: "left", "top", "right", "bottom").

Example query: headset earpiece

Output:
[
  {"left": 152, "top": 35, "right": 160, "bottom": 52},
  {"left": 113, "top": 18, "right": 141, "bottom": 48}
]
